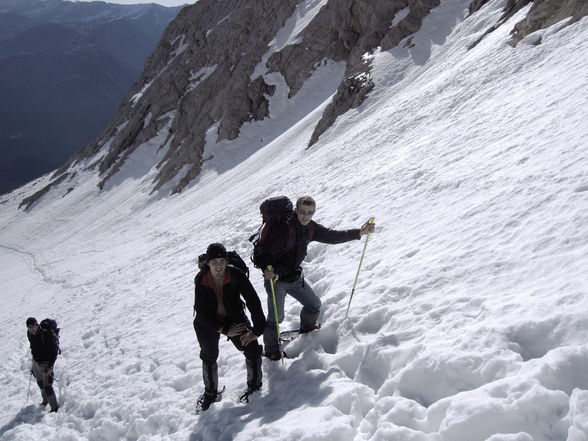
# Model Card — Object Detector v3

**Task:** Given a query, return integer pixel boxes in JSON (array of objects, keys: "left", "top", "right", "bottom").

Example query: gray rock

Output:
[
  {"left": 510, "top": 0, "right": 588, "bottom": 46},
  {"left": 469, "top": 0, "right": 587, "bottom": 49}
]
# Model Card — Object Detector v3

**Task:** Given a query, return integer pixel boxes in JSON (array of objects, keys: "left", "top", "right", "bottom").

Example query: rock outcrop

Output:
[
  {"left": 469, "top": 0, "right": 588, "bottom": 49},
  {"left": 510, "top": 0, "right": 588, "bottom": 45}
]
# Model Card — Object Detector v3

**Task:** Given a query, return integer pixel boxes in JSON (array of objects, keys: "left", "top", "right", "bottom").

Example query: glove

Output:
[
  {"left": 264, "top": 268, "right": 278, "bottom": 281},
  {"left": 239, "top": 332, "right": 258, "bottom": 347},
  {"left": 224, "top": 323, "right": 248, "bottom": 337},
  {"left": 360, "top": 219, "right": 375, "bottom": 236}
]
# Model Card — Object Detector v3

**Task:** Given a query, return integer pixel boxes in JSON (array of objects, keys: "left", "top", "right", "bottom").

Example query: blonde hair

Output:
[{"left": 296, "top": 195, "right": 316, "bottom": 209}]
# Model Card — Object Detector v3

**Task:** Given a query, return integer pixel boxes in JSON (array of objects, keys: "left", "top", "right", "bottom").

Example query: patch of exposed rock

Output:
[
  {"left": 510, "top": 0, "right": 588, "bottom": 45},
  {"left": 469, "top": 0, "right": 588, "bottom": 49},
  {"left": 18, "top": 172, "right": 73, "bottom": 210},
  {"left": 289, "top": 0, "right": 441, "bottom": 146}
]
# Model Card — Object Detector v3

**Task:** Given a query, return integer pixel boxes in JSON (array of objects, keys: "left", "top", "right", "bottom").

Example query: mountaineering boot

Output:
[
  {"left": 46, "top": 391, "right": 59, "bottom": 411},
  {"left": 299, "top": 323, "right": 322, "bottom": 334},
  {"left": 264, "top": 350, "right": 286, "bottom": 361},
  {"left": 246, "top": 357, "right": 262, "bottom": 391},
  {"left": 239, "top": 357, "right": 263, "bottom": 403},
  {"left": 238, "top": 387, "right": 260, "bottom": 404},
  {"left": 279, "top": 323, "right": 322, "bottom": 342},
  {"left": 196, "top": 390, "right": 222, "bottom": 413},
  {"left": 202, "top": 361, "right": 218, "bottom": 395},
  {"left": 196, "top": 361, "right": 221, "bottom": 413}
]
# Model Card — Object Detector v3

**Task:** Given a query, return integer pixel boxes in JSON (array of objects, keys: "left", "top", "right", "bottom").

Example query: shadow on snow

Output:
[{"left": 0, "top": 405, "right": 44, "bottom": 437}]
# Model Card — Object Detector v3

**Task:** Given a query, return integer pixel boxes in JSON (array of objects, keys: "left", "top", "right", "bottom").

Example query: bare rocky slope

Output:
[{"left": 19, "top": 0, "right": 588, "bottom": 209}]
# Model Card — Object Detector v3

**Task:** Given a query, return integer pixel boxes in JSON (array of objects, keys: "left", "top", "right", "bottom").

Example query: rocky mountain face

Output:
[
  {"left": 0, "top": 0, "right": 183, "bottom": 195},
  {"left": 19, "top": 0, "right": 588, "bottom": 208}
]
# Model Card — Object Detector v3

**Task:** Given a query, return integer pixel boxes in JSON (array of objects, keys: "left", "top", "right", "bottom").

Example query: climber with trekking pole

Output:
[
  {"left": 249, "top": 195, "right": 375, "bottom": 361},
  {"left": 26, "top": 317, "right": 60, "bottom": 412}
]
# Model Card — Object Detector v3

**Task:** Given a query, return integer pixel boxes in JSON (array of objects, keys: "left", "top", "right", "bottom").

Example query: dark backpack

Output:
[
  {"left": 227, "top": 250, "right": 250, "bottom": 278},
  {"left": 197, "top": 250, "right": 250, "bottom": 278},
  {"left": 249, "top": 196, "right": 296, "bottom": 268},
  {"left": 40, "top": 318, "right": 61, "bottom": 354},
  {"left": 259, "top": 196, "right": 294, "bottom": 224}
]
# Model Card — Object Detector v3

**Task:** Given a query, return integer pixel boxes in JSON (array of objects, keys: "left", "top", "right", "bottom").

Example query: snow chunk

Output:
[
  {"left": 251, "top": 0, "right": 328, "bottom": 79},
  {"left": 391, "top": 7, "right": 410, "bottom": 28},
  {"left": 187, "top": 65, "right": 217, "bottom": 92},
  {"left": 130, "top": 80, "right": 154, "bottom": 106}
]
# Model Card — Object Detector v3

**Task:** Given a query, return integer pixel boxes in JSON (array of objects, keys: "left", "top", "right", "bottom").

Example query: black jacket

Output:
[
  {"left": 257, "top": 215, "right": 360, "bottom": 281},
  {"left": 194, "top": 266, "right": 266, "bottom": 336},
  {"left": 28, "top": 330, "right": 58, "bottom": 364}
]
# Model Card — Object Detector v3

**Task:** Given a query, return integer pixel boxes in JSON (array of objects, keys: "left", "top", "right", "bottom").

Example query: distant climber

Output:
[{"left": 26, "top": 317, "right": 60, "bottom": 412}]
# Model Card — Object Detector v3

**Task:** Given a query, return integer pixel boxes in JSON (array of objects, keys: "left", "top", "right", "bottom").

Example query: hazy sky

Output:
[{"left": 66, "top": 0, "right": 194, "bottom": 6}]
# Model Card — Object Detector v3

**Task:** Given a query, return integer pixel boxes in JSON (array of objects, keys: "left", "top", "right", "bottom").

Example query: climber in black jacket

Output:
[
  {"left": 193, "top": 243, "right": 266, "bottom": 412},
  {"left": 257, "top": 195, "right": 375, "bottom": 360},
  {"left": 26, "top": 317, "right": 59, "bottom": 412}
]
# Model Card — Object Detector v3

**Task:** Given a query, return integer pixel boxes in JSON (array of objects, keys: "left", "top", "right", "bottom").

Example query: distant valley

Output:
[{"left": 0, "top": 0, "right": 184, "bottom": 194}]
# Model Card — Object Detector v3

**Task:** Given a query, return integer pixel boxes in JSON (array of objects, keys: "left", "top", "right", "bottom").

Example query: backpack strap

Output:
[
  {"left": 284, "top": 221, "right": 314, "bottom": 251},
  {"left": 285, "top": 221, "right": 296, "bottom": 252}
]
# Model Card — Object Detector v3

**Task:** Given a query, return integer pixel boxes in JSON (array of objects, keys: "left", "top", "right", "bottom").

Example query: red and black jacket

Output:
[{"left": 194, "top": 266, "right": 266, "bottom": 336}]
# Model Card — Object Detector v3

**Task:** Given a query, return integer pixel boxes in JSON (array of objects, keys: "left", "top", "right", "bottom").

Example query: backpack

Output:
[
  {"left": 40, "top": 318, "right": 61, "bottom": 354},
  {"left": 259, "top": 196, "right": 294, "bottom": 224},
  {"left": 249, "top": 196, "right": 296, "bottom": 268},
  {"left": 227, "top": 250, "right": 250, "bottom": 278},
  {"left": 197, "top": 250, "right": 250, "bottom": 278}
]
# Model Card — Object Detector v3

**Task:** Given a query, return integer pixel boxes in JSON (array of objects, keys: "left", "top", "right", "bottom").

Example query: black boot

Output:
[
  {"left": 246, "top": 357, "right": 262, "bottom": 392},
  {"left": 238, "top": 357, "right": 263, "bottom": 403},
  {"left": 202, "top": 361, "right": 218, "bottom": 395},
  {"left": 196, "top": 361, "right": 220, "bottom": 413},
  {"left": 196, "top": 390, "right": 222, "bottom": 413}
]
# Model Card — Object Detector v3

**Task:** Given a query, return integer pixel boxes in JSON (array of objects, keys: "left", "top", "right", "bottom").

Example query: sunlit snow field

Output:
[{"left": 1, "top": 0, "right": 587, "bottom": 440}]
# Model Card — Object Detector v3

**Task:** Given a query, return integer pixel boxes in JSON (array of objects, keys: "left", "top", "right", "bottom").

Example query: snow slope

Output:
[{"left": 1, "top": 1, "right": 587, "bottom": 440}]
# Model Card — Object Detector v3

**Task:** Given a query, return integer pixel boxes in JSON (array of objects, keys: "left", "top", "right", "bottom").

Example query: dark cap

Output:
[
  {"left": 26, "top": 317, "right": 37, "bottom": 327},
  {"left": 206, "top": 243, "right": 227, "bottom": 261}
]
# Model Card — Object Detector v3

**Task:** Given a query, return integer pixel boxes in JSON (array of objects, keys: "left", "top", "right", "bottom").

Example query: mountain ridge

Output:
[{"left": 18, "top": 0, "right": 585, "bottom": 207}]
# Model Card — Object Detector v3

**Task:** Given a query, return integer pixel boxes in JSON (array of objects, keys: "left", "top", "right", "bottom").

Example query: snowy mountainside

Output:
[
  {"left": 1, "top": 0, "right": 588, "bottom": 440},
  {"left": 19, "top": 0, "right": 586, "bottom": 203}
]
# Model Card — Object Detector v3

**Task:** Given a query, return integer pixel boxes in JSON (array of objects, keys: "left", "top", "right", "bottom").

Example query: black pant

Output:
[{"left": 194, "top": 319, "right": 263, "bottom": 393}]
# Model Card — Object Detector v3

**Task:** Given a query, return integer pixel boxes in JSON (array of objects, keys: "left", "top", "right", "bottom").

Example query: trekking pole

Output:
[
  {"left": 344, "top": 216, "right": 375, "bottom": 319},
  {"left": 25, "top": 368, "right": 32, "bottom": 405},
  {"left": 267, "top": 265, "right": 283, "bottom": 363}
]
